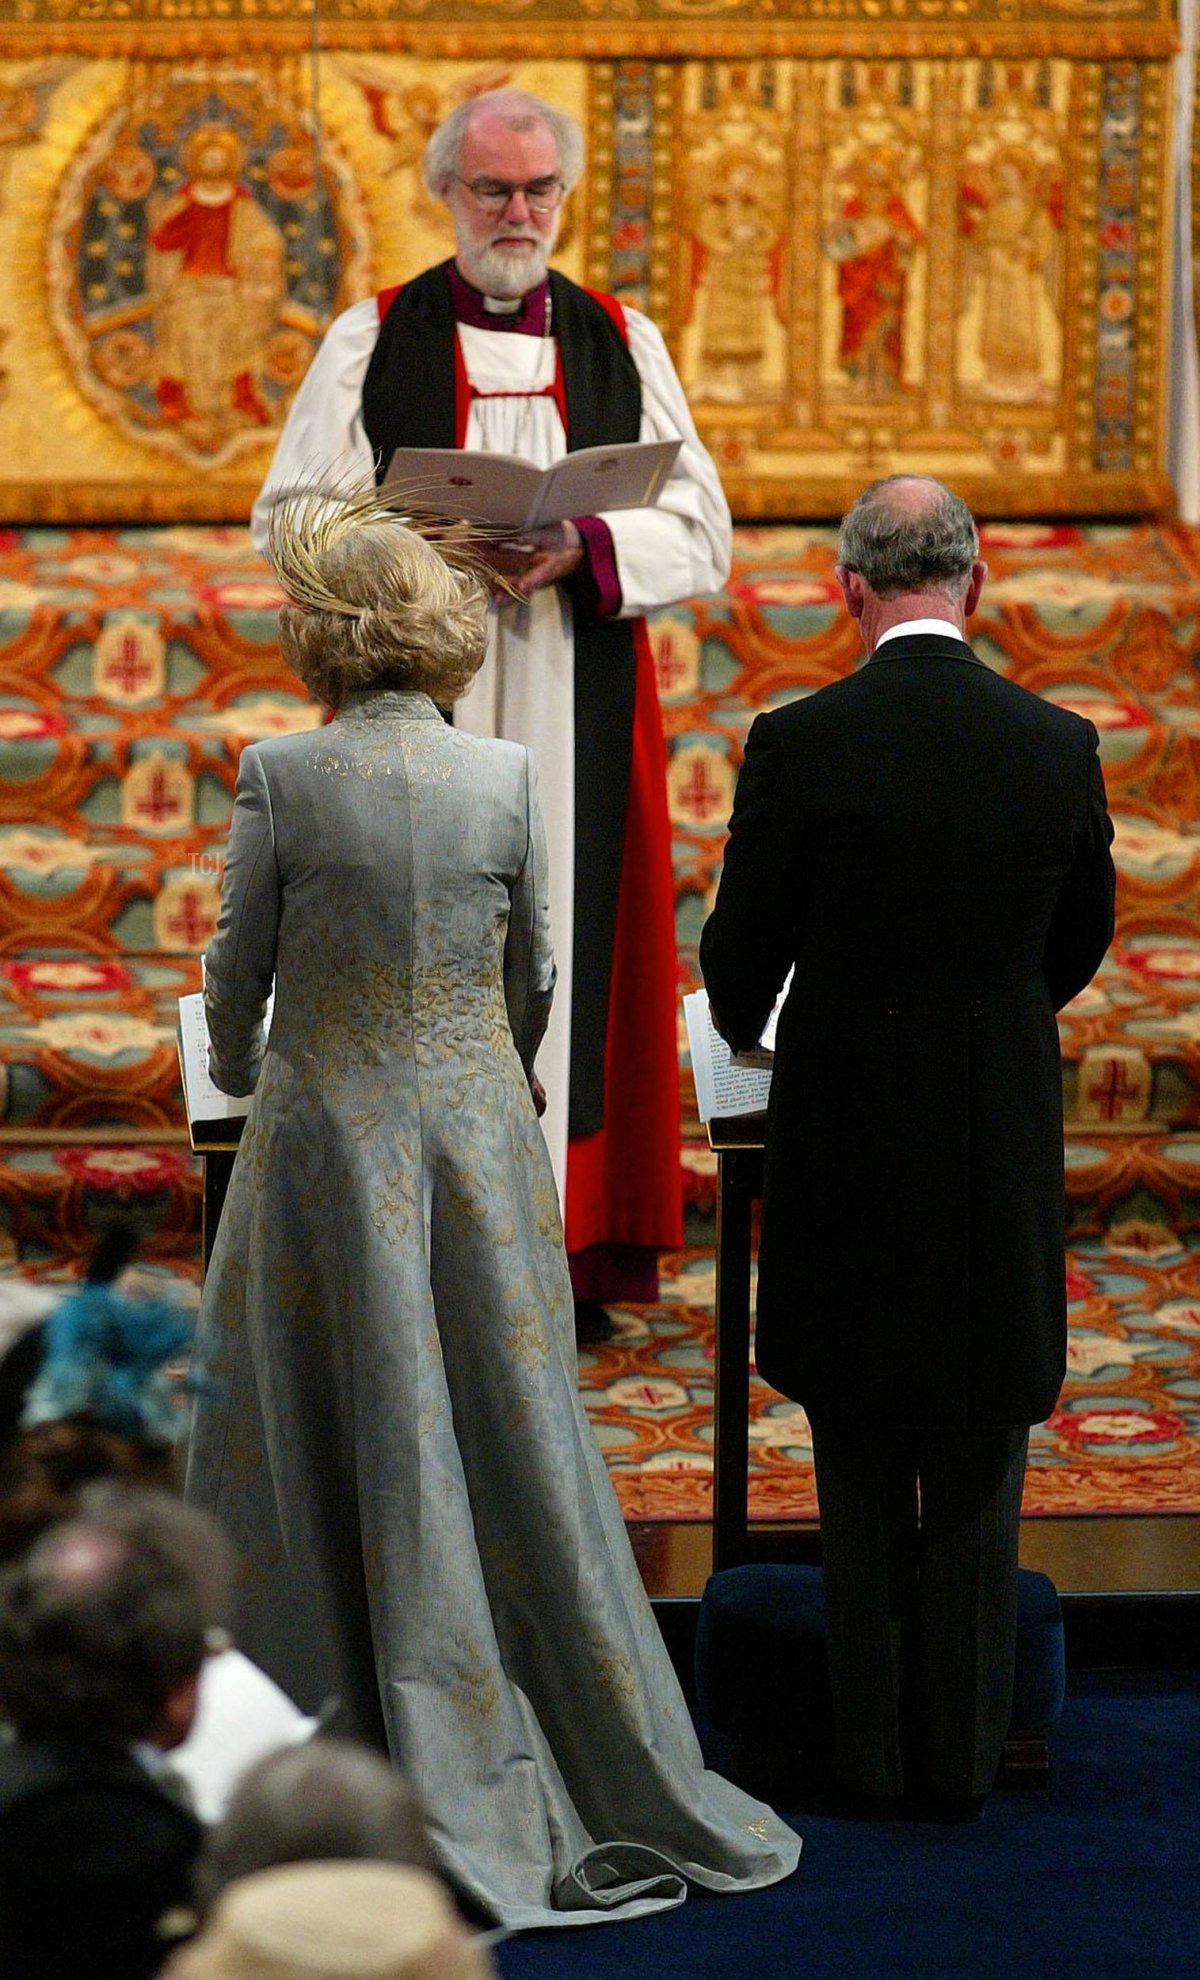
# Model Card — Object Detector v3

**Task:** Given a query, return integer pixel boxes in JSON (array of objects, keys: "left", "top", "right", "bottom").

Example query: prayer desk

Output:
[
  {"left": 710, "top": 1117, "right": 764, "bottom": 1574},
  {"left": 191, "top": 1125, "right": 240, "bottom": 1274},
  {"left": 190, "top": 1104, "right": 1068, "bottom": 1788},
  {"left": 195, "top": 1101, "right": 778, "bottom": 1575},
  {"left": 708, "top": 1114, "right": 816, "bottom": 1575}
]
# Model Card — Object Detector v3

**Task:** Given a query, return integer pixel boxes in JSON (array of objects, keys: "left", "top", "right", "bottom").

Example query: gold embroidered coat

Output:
[{"left": 185, "top": 688, "right": 799, "bottom": 1927}]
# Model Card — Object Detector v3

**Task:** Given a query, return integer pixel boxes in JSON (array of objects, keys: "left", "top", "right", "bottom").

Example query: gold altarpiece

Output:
[{"left": 0, "top": 0, "right": 1179, "bottom": 519}]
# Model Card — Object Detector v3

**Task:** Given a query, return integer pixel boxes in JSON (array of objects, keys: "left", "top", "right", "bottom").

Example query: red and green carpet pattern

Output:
[
  {"left": 591, "top": 1238, "right": 1200, "bottom": 1520},
  {"left": 0, "top": 526, "right": 316, "bottom": 1275},
  {"left": 4, "top": 520, "right": 1200, "bottom": 1513}
]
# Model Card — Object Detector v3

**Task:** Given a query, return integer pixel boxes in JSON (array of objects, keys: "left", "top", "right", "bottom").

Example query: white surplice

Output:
[
  {"left": 453, "top": 325, "right": 576, "bottom": 1195},
  {"left": 252, "top": 292, "right": 732, "bottom": 1198}
]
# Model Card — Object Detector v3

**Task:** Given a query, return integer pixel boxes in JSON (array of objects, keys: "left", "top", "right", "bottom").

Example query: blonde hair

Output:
[{"left": 268, "top": 485, "right": 490, "bottom": 710}]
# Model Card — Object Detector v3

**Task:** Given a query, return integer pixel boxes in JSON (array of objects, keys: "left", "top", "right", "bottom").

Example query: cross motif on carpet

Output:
[
  {"left": 676, "top": 754, "right": 726, "bottom": 822},
  {"left": 103, "top": 630, "right": 157, "bottom": 698},
  {"left": 1086, "top": 1056, "right": 1147, "bottom": 1122}
]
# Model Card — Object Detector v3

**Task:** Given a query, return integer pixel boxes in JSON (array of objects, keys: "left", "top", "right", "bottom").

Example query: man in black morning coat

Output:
[{"left": 700, "top": 475, "right": 1115, "bottom": 1816}]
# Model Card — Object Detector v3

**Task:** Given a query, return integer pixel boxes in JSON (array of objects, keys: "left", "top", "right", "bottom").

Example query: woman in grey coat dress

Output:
[{"left": 185, "top": 493, "right": 799, "bottom": 1928}]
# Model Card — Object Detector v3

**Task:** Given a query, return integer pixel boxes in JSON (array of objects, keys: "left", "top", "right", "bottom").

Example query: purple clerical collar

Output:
[{"left": 447, "top": 263, "right": 551, "bottom": 335}]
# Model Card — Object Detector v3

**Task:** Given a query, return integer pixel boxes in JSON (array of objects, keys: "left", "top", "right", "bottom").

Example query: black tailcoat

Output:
[{"left": 700, "top": 634, "right": 1116, "bottom": 1429}]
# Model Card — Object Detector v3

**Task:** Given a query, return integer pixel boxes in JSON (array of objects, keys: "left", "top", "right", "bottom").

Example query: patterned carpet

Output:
[
  {"left": 590, "top": 1239, "right": 1200, "bottom": 1520},
  {"left": 0, "top": 526, "right": 311, "bottom": 1271},
  {"left": 4, "top": 520, "right": 1200, "bottom": 1514}
]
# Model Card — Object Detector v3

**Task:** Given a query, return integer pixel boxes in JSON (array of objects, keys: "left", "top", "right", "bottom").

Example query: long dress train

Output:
[{"left": 186, "top": 690, "right": 799, "bottom": 1927}]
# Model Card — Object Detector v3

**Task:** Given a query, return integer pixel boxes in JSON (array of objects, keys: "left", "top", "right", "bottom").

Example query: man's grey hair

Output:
[
  {"left": 423, "top": 88, "right": 584, "bottom": 200},
  {"left": 837, "top": 475, "right": 980, "bottom": 603},
  {"left": 195, "top": 1738, "right": 435, "bottom": 1914}
]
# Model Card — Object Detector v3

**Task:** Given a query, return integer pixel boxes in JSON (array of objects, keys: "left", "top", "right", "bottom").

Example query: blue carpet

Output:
[{"left": 494, "top": 1675, "right": 1199, "bottom": 1979}]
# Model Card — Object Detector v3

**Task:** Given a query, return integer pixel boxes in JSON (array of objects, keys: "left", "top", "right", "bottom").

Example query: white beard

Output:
[{"left": 460, "top": 236, "right": 551, "bottom": 300}]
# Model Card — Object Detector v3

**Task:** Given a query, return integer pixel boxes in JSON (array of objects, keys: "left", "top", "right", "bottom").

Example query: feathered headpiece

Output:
[
  {"left": 19, "top": 1223, "right": 195, "bottom": 1446},
  {"left": 266, "top": 476, "right": 504, "bottom": 618}
]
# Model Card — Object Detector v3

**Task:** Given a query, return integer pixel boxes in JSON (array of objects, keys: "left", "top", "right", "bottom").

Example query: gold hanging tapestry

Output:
[{"left": 0, "top": 1, "right": 1178, "bottom": 519}]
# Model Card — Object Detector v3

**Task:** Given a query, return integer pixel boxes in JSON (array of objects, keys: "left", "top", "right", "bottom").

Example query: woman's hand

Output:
[{"left": 530, "top": 1074, "right": 548, "bottom": 1117}]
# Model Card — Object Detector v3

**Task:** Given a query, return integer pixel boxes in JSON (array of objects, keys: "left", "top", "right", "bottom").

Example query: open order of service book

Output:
[
  {"left": 177, "top": 989, "right": 272, "bottom": 1147},
  {"left": 382, "top": 437, "right": 681, "bottom": 531},
  {"left": 683, "top": 971, "right": 793, "bottom": 1124}
]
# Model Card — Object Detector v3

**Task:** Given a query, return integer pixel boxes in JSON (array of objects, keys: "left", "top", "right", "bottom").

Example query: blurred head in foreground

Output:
[
  {"left": 167, "top": 1860, "right": 495, "bottom": 1980},
  {"left": 269, "top": 487, "right": 490, "bottom": 711},
  {"left": 197, "top": 1738, "right": 435, "bottom": 1914},
  {"left": 0, "top": 1481, "right": 232, "bottom": 1750},
  {"left": 0, "top": 1224, "right": 193, "bottom": 1562}
]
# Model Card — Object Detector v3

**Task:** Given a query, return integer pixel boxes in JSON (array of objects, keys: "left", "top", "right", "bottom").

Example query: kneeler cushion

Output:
[{"left": 694, "top": 1563, "right": 1065, "bottom": 1773}]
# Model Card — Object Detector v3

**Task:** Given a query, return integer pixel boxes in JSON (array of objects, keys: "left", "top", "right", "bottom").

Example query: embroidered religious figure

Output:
[
  {"left": 826, "top": 146, "right": 922, "bottom": 399},
  {"left": 147, "top": 123, "right": 285, "bottom": 434},
  {"left": 959, "top": 146, "right": 1063, "bottom": 404},
  {"left": 684, "top": 149, "right": 785, "bottom": 403}
]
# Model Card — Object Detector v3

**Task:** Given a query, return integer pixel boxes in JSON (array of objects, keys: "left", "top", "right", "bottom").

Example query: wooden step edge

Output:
[
  {"left": 1064, "top": 1124, "right": 1194, "bottom": 1141},
  {"left": 0, "top": 1127, "right": 193, "bottom": 1147}
]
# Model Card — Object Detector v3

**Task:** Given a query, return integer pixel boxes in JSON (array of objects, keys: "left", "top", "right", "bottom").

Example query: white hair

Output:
[{"left": 423, "top": 88, "right": 584, "bottom": 200}]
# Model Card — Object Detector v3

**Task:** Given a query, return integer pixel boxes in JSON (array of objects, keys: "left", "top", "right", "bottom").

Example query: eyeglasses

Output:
[{"left": 455, "top": 175, "right": 566, "bottom": 216}]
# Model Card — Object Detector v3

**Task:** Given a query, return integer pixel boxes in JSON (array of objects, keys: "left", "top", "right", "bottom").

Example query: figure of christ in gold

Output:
[{"left": 147, "top": 123, "right": 285, "bottom": 437}]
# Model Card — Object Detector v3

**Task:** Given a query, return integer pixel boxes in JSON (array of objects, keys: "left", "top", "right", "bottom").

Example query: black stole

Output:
[{"left": 362, "top": 262, "right": 643, "bottom": 1140}]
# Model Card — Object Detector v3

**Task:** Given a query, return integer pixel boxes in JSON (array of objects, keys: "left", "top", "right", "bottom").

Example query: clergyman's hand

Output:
[
  {"left": 530, "top": 1074, "right": 548, "bottom": 1117},
  {"left": 493, "top": 520, "right": 584, "bottom": 601}
]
